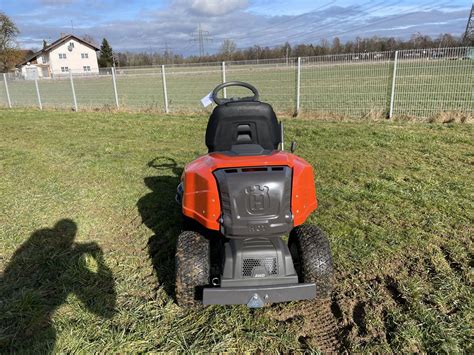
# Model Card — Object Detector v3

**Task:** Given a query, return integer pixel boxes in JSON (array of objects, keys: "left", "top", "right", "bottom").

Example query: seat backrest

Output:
[{"left": 205, "top": 101, "right": 281, "bottom": 153}]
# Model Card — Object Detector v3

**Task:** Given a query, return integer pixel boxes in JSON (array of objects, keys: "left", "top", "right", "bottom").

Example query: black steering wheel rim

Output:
[{"left": 212, "top": 81, "right": 259, "bottom": 105}]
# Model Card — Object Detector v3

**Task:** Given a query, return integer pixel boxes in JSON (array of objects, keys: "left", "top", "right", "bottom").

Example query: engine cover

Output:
[{"left": 213, "top": 166, "right": 293, "bottom": 238}]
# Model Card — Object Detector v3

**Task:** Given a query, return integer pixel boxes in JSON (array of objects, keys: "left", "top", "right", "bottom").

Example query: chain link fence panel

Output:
[
  {"left": 5, "top": 73, "right": 38, "bottom": 108},
  {"left": 115, "top": 66, "right": 164, "bottom": 110},
  {"left": 301, "top": 52, "right": 393, "bottom": 116},
  {"left": 393, "top": 47, "right": 474, "bottom": 116},
  {"left": 225, "top": 58, "right": 297, "bottom": 113},
  {"left": 72, "top": 68, "right": 116, "bottom": 109},
  {"left": 37, "top": 76, "right": 74, "bottom": 109},
  {"left": 0, "top": 47, "right": 472, "bottom": 118},
  {"left": 166, "top": 62, "right": 222, "bottom": 111}
]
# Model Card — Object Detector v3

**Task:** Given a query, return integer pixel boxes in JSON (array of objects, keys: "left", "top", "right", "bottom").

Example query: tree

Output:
[
  {"left": 0, "top": 12, "right": 22, "bottom": 72},
  {"left": 98, "top": 38, "right": 115, "bottom": 68},
  {"left": 82, "top": 34, "right": 97, "bottom": 47},
  {"left": 331, "top": 37, "right": 342, "bottom": 54},
  {"left": 219, "top": 39, "right": 236, "bottom": 60},
  {"left": 282, "top": 42, "right": 292, "bottom": 63},
  {"left": 320, "top": 39, "right": 330, "bottom": 55},
  {"left": 437, "top": 33, "right": 458, "bottom": 48},
  {"left": 112, "top": 32, "right": 463, "bottom": 66}
]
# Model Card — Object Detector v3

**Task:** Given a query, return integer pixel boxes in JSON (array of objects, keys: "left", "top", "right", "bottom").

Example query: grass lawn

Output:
[{"left": 0, "top": 109, "right": 472, "bottom": 352}]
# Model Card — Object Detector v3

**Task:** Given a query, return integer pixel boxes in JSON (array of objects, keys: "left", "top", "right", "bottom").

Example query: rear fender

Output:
[{"left": 182, "top": 152, "right": 317, "bottom": 231}]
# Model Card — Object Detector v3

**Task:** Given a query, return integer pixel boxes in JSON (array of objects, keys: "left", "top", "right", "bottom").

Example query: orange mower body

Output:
[{"left": 182, "top": 151, "right": 318, "bottom": 231}]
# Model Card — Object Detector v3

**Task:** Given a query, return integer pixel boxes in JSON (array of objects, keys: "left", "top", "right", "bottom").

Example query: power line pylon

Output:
[
  {"left": 156, "top": 41, "right": 175, "bottom": 64},
  {"left": 191, "top": 24, "right": 212, "bottom": 57},
  {"left": 462, "top": 4, "right": 474, "bottom": 45}
]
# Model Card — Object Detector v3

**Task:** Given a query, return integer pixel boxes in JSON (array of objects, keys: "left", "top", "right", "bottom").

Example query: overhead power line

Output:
[
  {"left": 297, "top": 1, "right": 448, "bottom": 44},
  {"left": 248, "top": 0, "right": 395, "bottom": 46},
  {"left": 208, "top": 0, "right": 399, "bottom": 49},
  {"left": 260, "top": 0, "right": 446, "bottom": 48},
  {"left": 212, "top": 0, "right": 338, "bottom": 42}
]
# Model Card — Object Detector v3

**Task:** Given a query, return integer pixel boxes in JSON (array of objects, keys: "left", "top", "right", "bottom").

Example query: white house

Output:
[{"left": 17, "top": 34, "right": 100, "bottom": 79}]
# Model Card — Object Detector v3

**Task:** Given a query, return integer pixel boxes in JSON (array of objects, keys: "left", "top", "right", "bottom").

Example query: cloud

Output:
[
  {"left": 7, "top": 1, "right": 471, "bottom": 54},
  {"left": 185, "top": 0, "right": 248, "bottom": 16},
  {"left": 40, "top": 0, "right": 76, "bottom": 5}
]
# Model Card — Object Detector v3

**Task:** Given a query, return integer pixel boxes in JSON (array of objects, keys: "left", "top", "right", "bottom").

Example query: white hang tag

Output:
[{"left": 200, "top": 91, "right": 213, "bottom": 107}]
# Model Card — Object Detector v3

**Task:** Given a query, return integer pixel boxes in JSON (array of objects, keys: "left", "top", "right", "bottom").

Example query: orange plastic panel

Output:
[{"left": 182, "top": 151, "right": 317, "bottom": 231}]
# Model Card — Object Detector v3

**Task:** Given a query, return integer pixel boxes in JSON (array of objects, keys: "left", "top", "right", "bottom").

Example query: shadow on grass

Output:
[
  {"left": 137, "top": 157, "right": 183, "bottom": 300},
  {"left": 0, "top": 219, "right": 116, "bottom": 352}
]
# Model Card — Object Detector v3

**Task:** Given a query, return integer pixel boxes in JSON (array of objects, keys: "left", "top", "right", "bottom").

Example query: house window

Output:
[
  {"left": 61, "top": 66, "right": 69, "bottom": 72},
  {"left": 83, "top": 66, "right": 91, "bottom": 72},
  {"left": 81, "top": 53, "right": 89, "bottom": 59},
  {"left": 59, "top": 53, "right": 67, "bottom": 59},
  {"left": 70, "top": 42, "right": 74, "bottom": 48}
]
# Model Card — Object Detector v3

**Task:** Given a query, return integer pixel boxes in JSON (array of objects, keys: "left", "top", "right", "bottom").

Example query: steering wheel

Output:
[{"left": 212, "top": 81, "right": 259, "bottom": 105}]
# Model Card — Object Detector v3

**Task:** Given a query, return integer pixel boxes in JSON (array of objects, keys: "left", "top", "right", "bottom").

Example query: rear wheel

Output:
[
  {"left": 175, "top": 230, "right": 210, "bottom": 307},
  {"left": 288, "top": 224, "right": 334, "bottom": 298}
]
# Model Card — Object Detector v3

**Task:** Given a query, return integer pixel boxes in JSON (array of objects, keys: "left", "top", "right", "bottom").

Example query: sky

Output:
[{"left": 1, "top": 0, "right": 472, "bottom": 55}]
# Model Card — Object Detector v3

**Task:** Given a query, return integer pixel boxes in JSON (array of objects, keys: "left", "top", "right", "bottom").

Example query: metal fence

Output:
[{"left": 1, "top": 46, "right": 473, "bottom": 118}]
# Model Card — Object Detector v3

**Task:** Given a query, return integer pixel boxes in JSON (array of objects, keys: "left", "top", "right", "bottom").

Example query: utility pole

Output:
[
  {"left": 462, "top": 4, "right": 474, "bottom": 45},
  {"left": 191, "top": 24, "right": 212, "bottom": 58}
]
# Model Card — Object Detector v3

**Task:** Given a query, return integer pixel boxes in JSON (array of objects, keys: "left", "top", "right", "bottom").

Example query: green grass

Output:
[
  {"left": 0, "top": 109, "right": 472, "bottom": 352},
  {"left": 1, "top": 58, "right": 472, "bottom": 117}
]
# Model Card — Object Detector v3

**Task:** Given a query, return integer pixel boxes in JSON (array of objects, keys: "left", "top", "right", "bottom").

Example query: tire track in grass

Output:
[
  {"left": 267, "top": 299, "right": 341, "bottom": 353},
  {"left": 113, "top": 207, "right": 473, "bottom": 352}
]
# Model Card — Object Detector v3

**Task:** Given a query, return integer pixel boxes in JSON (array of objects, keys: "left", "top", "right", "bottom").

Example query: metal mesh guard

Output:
[{"left": 242, "top": 257, "right": 278, "bottom": 277}]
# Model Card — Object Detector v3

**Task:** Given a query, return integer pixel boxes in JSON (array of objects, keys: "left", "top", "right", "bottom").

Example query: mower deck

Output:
[{"left": 202, "top": 283, "right": 316, "bottom": 307}]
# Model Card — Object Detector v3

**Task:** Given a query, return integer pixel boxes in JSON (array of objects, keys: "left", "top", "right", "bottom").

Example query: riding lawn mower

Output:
[{"left": 175, "top": 81, "right": 334, "bottom": 308}]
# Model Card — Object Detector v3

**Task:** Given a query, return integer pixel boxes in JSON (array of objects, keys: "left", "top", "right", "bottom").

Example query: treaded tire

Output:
[
  {"left": 288, "top": 224, "right": 334, "bottom": 298},
  {"left": 175, "top": 230, "right": 210, "bottom": 307}
]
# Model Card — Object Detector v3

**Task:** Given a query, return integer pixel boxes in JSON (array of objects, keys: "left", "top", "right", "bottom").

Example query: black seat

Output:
[{"left": 205, "top": 101, "right": 281, "bottom": 153}]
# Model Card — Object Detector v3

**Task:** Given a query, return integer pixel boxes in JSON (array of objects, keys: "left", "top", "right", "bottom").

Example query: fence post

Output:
[
  {"left": 161, "top": 65, "right": 169, "bottom": 114},
  {"left": 389, "top": 50, "right": 398, "bottom": 119},
  {"left": 3, "top": 73, "right": 12, "bottom": 108},
  {"left": 280, "top": 121, "right": 284, "bottom": 151},
  {"left": 222, "top": 61, "right": 227, "bottom": 98},
  {"left": 295, "top": 57, "right": 301, "bottom": 116},
  {"left": 111, "top": 67, "right": 119, "bottom": 108},
  {"left": 69, "top": 71, "right": 78, "bottom": 111},
  {"left": 34, "top": 79, "right": 42, "bottom": 110}
]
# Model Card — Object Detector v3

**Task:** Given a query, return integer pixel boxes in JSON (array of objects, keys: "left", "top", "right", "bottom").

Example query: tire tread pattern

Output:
[
  {"left": 289, "top": 224, "right": 334, "bottom": 298},
  {"left": 175, "top": 230, "right": 210, "bottom": 307}
]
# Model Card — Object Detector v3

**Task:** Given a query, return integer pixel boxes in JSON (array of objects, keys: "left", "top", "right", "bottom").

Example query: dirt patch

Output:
[
  {"left": 268, "top": 299, "right": 341, "bottom": 352},
  {"left": 384, "top": 276, "right": 407, "bottom": 308},
  {"left": 266, "top": 247, "right": 467, "bottom": 352},
  {"left": 439, "top": 246, "right": 464, "bottom": 275},
  {"left": 352, "top": 301, "right": 367, "bottom": 336}
]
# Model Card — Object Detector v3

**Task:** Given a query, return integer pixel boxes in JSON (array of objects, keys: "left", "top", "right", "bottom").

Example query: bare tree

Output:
[
  {"left": 219, "top": 39, "right": 237, "bottom": 60},
  {"left": 114, "top": 32, "right": 463, "bottom": 66},
  {"left": 82, "top": 34, "right": 98, "bottom": 46},
  {"left": 332, "top": 37, "right": 342, "bottom": 54}
]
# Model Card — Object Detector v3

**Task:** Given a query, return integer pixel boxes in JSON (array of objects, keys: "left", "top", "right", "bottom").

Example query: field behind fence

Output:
[{"left": 1, "top": 46, "right": 473, "bottom": 118}]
